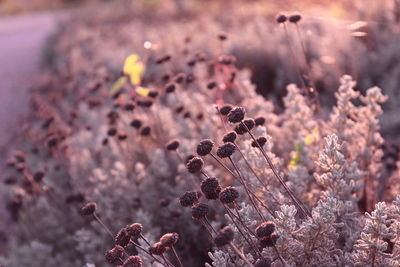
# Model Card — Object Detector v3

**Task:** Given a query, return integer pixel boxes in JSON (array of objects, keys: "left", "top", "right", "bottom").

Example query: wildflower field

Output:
[{"left": 1, "top": 0, "right": 400, "bottom": 266}]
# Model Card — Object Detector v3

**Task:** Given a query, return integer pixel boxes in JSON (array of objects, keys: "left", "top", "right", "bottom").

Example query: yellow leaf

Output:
[
  {"left": 110, "top": 76, "right": 127, "bottom": 96},
  {"left": 123, "top": 54, "right": 145, "bottom": 86},
  {"left": 304, "top": 126, "right": 319, "bottom": 145},
  {"left": 288, "top": 152, "right": 300, "bottom": 170},
  {"left": 136, "top": 87, "right": 150, "bottom": 97}
]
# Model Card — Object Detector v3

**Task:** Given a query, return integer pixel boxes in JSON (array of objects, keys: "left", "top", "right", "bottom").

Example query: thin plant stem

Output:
[
  {"left": 171, "top": 246, "right": 184, "bottom": 267},
  {"left": 241, "top": 122, "right": 311, "bottom": 218},
  {"left": 222, "top": 203, "right": 260, "bottom": 256},
  {"left": 273, "top": 244, "right": 287, "bottom": 267},
  {"left": 229, "top": 243, "right": 253, "bottom": 266},
  {"left": 228, "top": 157, "right": 265, "bottom": 221},
  {"left": 130, "top": 240, "right": 167, "bottom": 267},
  {"left": 93, "top": 213, "right": 114, "bottom": 239}
]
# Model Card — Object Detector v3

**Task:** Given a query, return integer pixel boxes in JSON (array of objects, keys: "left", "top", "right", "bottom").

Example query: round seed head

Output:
[
  {"left": 174, "top": 73, "right": 186, "bottom": 84},
  {"left": 254, "top": 258, "right": 272, "bottom": 267},
  {"left": 213, "top": 226, "right": 235, "bottom": 247},
  {"left": 80, "top": 202, "right": 96, "bottom": 215},
  {"left": 124, "top": 103, "right": 135, "bottom": 111},
  {"left": 107, "top": 128, "right": 118, "bottom": 136},
  {"left": 201, "top": 177, "right": 221, "bottom": 200},
  {"left": 191, "top": 203, "right": 209, "bottom": 220},
  {"left": 166, "top": 139, "right": 180, "bottom": 151},
  {"left": 227, "top": 107, "right": 245, "bottom": 123},
  {"left": 222, "top": 131, "right": 237, "bottom": 143},
  {"left": 130, "top": 119, "right": 142, "bottom": 129},
  {"left": 165, "top": 83, "right": 176, "bottom": 93},
  {"left": 254, "top": 116, "right": 266, "bottom": 126},
  {"left": 276, "top": 13, "right": 287, "bottom": 23},
  {"left": 123, "top": 256, "right": 143, "bottom": 267},
  {"left": 218, "top": 32, "right": 228, "bottom": 41},
  {"left": 160, "top": 232, "right": 179, "bottom": 247},
  {"left": 252, "top": 137, "right": 267, "bottom": 148},
  {"left": 259, "top": 233, "right": 279, "bottom": 248},
  {"left": 197, "top": 139, "right": 214, "bottom": 156},
  {"left": 185, "top": 154, "right": 195, "bottom": 164},
  {"left": 115, "top": 228, "right": 131, "bottom": 247},
  {"left": 207, "top": 81, "right": 217, "bottom": 90},
  {"left": 219, "top": 104, "right": 233, "bottom": 116},
  {"left": 179, "top": 191, "right": 199, "bottom": 207},
  {"left": 216, "top": 142, "right": 236, "bottom": 158},
  {"left": 33, "top": 170, "right": 45, "bottom": 182},
  {"left": 234, "top": 124, "right": 246, "bottom": 135},
  {"left": 105, "top": 245, "right": 125, "bottom": 265},
  {"left": 289, "top": 13, "right": 302, "bottom": 23},
  {"left": 148, "top": 91, "right": 159, "bottom": 98},
  {"left": 126, "top": 223, "right": 143, "bottom": 239},
  {"left": 149, "top": 242, "right": 166, "bottom": 255},
  {"left": 140, "top": 126, "right": 151, "bottom": 136},
  {"left": 219, "top": 187, "right": 239, "bottom": 204},
  {"left": 175, "top": 105, "right": 184, "bottom": 114},
  {"left": 255, "top": 221, "right": 276, "bottom": 240},
  {"left": 186, "top": 156, "right": 204, "bottom": 173}
]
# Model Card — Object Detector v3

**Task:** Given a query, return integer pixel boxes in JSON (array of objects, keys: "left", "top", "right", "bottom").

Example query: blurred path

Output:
[
  {"left": 0, "top": 11, "right": 66, "bottom": 150},
  {"left": 0, "top": 11, "right": 68, "bottom": 233}
]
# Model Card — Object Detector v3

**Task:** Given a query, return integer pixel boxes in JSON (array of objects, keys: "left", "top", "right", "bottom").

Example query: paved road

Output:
[{"left": 0, "top": 11, "right": 67, "bottom": 233}]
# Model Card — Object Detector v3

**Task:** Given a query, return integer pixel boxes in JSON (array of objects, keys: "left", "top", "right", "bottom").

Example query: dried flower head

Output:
[
  {"left": 191, "top": 203, "right": 209, "bottom": 220},
  {"left": 105, "top": 245, "right": 125, "bottom": 265},
  {"left": 218, "top": 32, "right": 228, "bottom": 41},
  {"left": 160, "top": 232, "right": 179, "bottom": 247},
  {"left": 289, "top": 13, "right": 302, "bottom": 23},
  {"left": 255, "top": 221, "right": 275, "bottom": 240},
  {"left": 207, "top": 81, "right": 217, "bottom": 90},
  {"left": 80, "top": 202, "right": 96, "bottom": 215},
  {"left": 155, "top": 54, "right": 171, "bottom": 64},
  {"left": 115, "top": 228, "right": 131, "bottom": 247},
  {"left": 276, "top": 13, "right": 287, "bottom": 23},
  {"left": 219, "top": 104, "right": 233, "bottom": 116},
  {"left": 254, "top": 116, "right": 266, "bottom": 126},
  {"left": 197, "top": 139, "right": 214, "bottom": 156},
  {"left": 223, "top": 131, "right": 237, "bottom": 143},
  {"left": 254, "top": 258, "right": 272, "bottom": 267},
  {"left": 140, "top": 126, "right": 151, "bottom": 136},
  {"left": 149, "top": 242, "right": 166, "bottom": 255},
  {"left": 148, "top": 90, "right": 159, "bottom": 98},
  {"left": 174, "top": 73, "right": 186, "bottom": 84},
  {"left": 186, "top": 156, "right": 204, "bottom": 173},
  {"left": 201, "top": 177, "right": 221, "bottom": 200},
  {"left": 219, "top": 187, "right": 239, "bottom": 204},
  {"left": 259, "top": 233, "right": 279, "bottom": 247},
  {"left": 227, "top": 107, "right": 245, "bottom": 123},
  {"left": 165, "top": 83, "right": 176, "bottom": 93},
  {"left": 213, "top": 226, "right": 235, "bottom": 247},
  {"left": 126, "top": 223, "right": 142, "bottom": 239},
  {"left": 216, "top": 142, "right": 236, "bottom": 158},
  {"left": 180, "top": 191, "right": 200, "bottom": 207},
  {"left": 107, "top": 128, "right": 118, "bottom": 136},
  {"left": 234, "top": 119, "right": 255, "bottom": 134},
  {"left": 130, "top": 119, "right": 142, "bottom": 129},
  {"left": 33, "top": 170, "right": 45, "bottom": 182},
  {"left": 252, "top": 137, "right": 267, "bottom": 148},
  {"left": 166, "top": 139, "right": 180, "bottom": 151},
  {"left": 122, "top": 256, "right": 143, "bottom": 267}
]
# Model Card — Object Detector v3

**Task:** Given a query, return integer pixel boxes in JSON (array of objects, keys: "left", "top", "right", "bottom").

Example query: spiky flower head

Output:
[
  {"left": 149, "top": 242, "right": 166, "bottom": 255},
  {"left": 186, "top": 156, "right": 204, "bottom": 173},
  {"left": 227, "top": 107, "right": 245, "bottom": 123},
  {"left": 213, "top": 226, "right": 235, "bottom": 247},
  {"left": 80, "top": 202, "right": 96, "bottom": 216},
  {"left": 160, "top": 232, "right": 179, "bottom": 247},
  {"left": 219, "top": 187, "right": 239, "bottom": 204},
  {"left": 197, "top": 139, "right": 214, "bottom": 156},
  {"left": 191, "top": 203, "right": 209, "bottom": 220},
  {"left": 216, "top": 142, "right": 236, "bottom": 158},
  {"left": 122, "top": 256, "right": 143, "bottom": 267}
]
